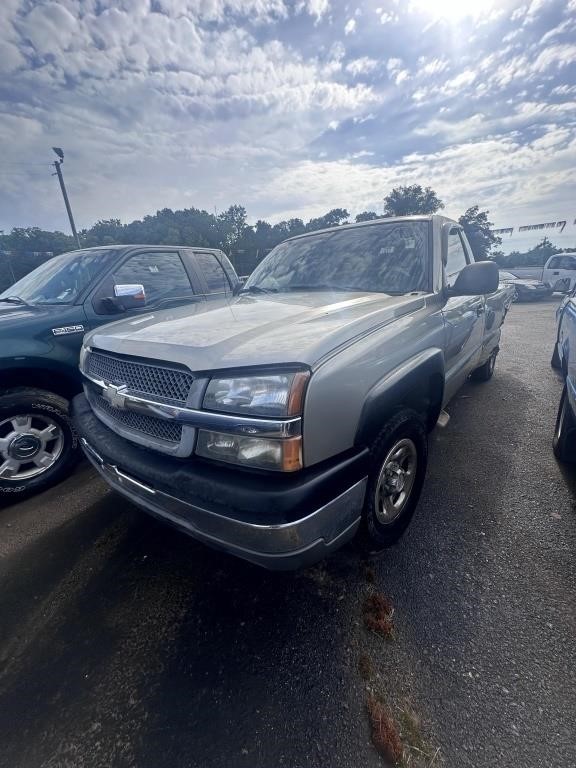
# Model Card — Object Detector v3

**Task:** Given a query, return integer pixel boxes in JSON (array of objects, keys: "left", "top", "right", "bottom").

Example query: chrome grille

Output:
[
  {"left": 87, "top": 350, "right": 193, "bottom": 403},
  {"left": 92, "top": 394, "right": 182, "bottom": 444}
]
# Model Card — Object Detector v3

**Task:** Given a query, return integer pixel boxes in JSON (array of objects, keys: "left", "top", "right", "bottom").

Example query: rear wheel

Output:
[
  {"left": 553, "top": 385, "right": 576, "bottom": 462},
  {"left": 0, "top": 389, "right": 79, "bottom": 500},
  {"left": 470, "top": 351, "right": 497, "bottom": 382},
  {"left": 357, "top": 410, "right": 428, "bottom": 556}
]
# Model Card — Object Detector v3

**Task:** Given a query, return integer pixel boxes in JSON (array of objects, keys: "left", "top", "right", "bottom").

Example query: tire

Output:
[
  {"left": 357, "top": 409, "right": 428, "bottom": 555},
  {"left": 0, "top": 388, "right": 79, "bottom": 500},
  {"left": 553, "top": 385, "right": 576, "bottom": 462},
  {"left": 551, "top": 342, "right": 562, "bottom": 370},
  {"left": 470, "top": 351, "right": 496, "bottom": 382}
]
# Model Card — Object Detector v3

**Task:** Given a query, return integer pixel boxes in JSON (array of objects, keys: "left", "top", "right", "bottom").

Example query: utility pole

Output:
[{"left": 51, "top": 147, "right": 80, "bottom": 248}]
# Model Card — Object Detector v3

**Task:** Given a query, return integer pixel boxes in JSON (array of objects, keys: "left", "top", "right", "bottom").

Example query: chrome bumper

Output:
[{"left": 81, "top": 438, "right": 366, "bottom": 570}]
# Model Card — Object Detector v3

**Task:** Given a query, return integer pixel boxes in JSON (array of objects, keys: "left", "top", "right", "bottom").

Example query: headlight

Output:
[
  {"left": 203, "top": 371, "right": 309, "bottom": 417},
  {"left": 79, "top": 344, "right": 91, "bottom": 372},
  {"left": 196, "top": 431, "right": 302, "bottom": 471},
  {"left": 198, "top": 370, "right": 309, "bottom": 471}
]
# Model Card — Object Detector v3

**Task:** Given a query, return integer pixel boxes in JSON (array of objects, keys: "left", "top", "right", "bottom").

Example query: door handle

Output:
[{"left": 553, "top": 271, "right": 559, "bottom": 275}]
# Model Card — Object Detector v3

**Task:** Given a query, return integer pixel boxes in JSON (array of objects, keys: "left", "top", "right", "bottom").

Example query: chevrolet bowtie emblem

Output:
[{"left": 102, "top": 383, "right": 128, "bottom": 410}]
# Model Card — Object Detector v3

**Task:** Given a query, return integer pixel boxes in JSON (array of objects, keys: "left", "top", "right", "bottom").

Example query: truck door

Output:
[
  {"left": 441, "top": 226, "right": 485, "bottom": 403},
  {"left": 546, "top": 255, "right": 576, "bottom": 293}
]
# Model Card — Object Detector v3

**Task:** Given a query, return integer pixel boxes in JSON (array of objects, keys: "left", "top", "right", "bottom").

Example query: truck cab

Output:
[{"left": 0, "top": 245, "right": 239, "bottom": 498}]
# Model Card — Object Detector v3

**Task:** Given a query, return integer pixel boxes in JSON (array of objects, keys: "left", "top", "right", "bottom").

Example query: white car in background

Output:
[{"left": 509, "top": 253, "right": 576, "bottom": 294}]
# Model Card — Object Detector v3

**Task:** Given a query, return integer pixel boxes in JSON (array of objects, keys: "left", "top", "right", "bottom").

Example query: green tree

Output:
[
  {"left": 305, "top": 208, "right": 349, "bottom": 231},
  {"left": 218, "top": 205, "right": 248, "bottom": 249},
  {"left": 383, "top": 185, "right": 444, "bottom": 217},
  {"left": 81, "top": 219, "right": 125, "bottom": 247},
  {"left": 458, "top": 206, "right": 501, "bottom": 261},
  {"left": 0, "top": 227, "right": 75, "bottom": 254},
  {"left": 355, "top": 211, "right": 379, "bottom": 222}
]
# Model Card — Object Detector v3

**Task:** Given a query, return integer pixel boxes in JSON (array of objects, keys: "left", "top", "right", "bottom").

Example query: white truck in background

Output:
[{"left": 510, "top": 253, "right": 576, "bottom": 293}]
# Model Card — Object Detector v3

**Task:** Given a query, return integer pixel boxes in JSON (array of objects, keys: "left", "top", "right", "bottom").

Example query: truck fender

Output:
[{"left": 354, "top": 348, "right": 445, "bottom": 447}]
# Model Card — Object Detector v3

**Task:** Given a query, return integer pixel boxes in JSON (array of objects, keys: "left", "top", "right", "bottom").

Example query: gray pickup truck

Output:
[{"left": 73, "top": 215, "right": 510, "bottom": 569}]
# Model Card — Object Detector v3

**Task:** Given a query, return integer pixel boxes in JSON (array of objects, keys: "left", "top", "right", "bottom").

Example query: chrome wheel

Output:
[
  {"left": 374, "top": 438, "right": 418, "bottom": 524},
  {"left": 0, "top": 414, "right": 64, "bottom": 481}
]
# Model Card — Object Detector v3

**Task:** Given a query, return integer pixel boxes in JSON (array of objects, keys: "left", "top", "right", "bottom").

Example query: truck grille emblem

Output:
[{"left": 102, "top": 383, "right": 128, "bottom": 410}]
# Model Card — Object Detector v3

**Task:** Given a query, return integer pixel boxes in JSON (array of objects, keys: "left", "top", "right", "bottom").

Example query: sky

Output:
[{"left": 0, "top": 0, "right": 575, "bottom": 254}]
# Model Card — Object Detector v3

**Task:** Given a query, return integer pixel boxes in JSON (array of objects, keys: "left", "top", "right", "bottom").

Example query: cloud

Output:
[
  {"left": 258, "top": 129, "right": 576, "bottom": 229},
  {"left": 296, "top": 0, "right": 330, "bottom": 21},
  {"left": 378, "top": 10, "right": 398, "bottom": 24},
  {"left": 0, "top": 0, "right": 574, "bottom": 254},
  {"left": 532, "top": 43, "right": 576, "bottom": 72},
  {"left": 345, "top": 57, "right": 379, "bottom": 76},
  {"left": 418, "top": 57, "right": 449, "bottom": 77}
]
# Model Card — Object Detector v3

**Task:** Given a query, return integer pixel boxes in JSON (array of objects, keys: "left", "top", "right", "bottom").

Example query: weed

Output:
[
  {"left": 363, "top": 592, "right": 394, "bottom": 639},
  {"left": 357, "top": 652, "right": 374, "bottom": 680},
  {"left": 363, "top": 564, "right": 376, "bottom": 583},
  {"left": 367, "top": 695, "right": 403, "bottom": 764}
]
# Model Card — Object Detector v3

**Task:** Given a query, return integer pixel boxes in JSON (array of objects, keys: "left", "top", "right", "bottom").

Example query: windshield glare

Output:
[
  {"left": 245, "top": 221, "right": 429, "bottom": 295},
  {"left": 0, "top": 249, "right": 118, "bottom": 305}
]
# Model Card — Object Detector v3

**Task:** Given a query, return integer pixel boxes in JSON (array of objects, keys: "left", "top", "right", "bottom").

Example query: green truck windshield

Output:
[{"left": 0, "top": 249, "right": 118, "bottom": 305}]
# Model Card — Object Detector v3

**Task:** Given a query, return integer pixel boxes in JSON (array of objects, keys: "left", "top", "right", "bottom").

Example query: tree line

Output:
[{"left": 2, "top": 184, "right": 571, "bottom": 287}]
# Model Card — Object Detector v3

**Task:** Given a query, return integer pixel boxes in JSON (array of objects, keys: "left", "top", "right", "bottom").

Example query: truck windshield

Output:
[
  {"left": 244, "top": 221, "right": 429, "bottom": 295},
  {"left": 0, "top": 249, "right": 119, "bottom": 305}
]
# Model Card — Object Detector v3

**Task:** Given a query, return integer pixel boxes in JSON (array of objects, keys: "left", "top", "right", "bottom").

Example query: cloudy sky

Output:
[{"left": 0, "top": 0, "right": 575, "bottom": 252}]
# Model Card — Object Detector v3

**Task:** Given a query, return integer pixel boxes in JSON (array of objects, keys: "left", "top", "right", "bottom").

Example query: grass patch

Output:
[
  {"left": 363, "top": 592, "right": 394, "bottom": 639},
  {"left": 367, "top": 695, "right": 403, "bottom": 764},
  {"left": 357, "top": 652, "right": 374, "bottom": 680}
]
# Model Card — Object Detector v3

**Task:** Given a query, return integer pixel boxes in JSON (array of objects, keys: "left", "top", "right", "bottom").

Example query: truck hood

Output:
[
  {"left": 86, "top": 291, "right": 426, "bottom": 371},
  {"left": 0, "top": 302, "right": 69, "bottom": 332}
]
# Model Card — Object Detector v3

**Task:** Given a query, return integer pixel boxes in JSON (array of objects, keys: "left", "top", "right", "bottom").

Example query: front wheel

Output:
[
  {"left": 0, "top": 388, "right": 79, "bottom": 500},
  {"left": 357, "top": 410, "right": 428, "bottom": 555},
  {"left": 470, "top": 351, "right": 496, "bottom": 382},
  {"left": 553, "top": 385, "right": 576, "bottom": 463}
]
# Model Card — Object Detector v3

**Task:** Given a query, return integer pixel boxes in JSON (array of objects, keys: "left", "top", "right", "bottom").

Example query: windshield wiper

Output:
[
  {"left": 287, "top": 284, "right": 354, "bottom": 292},
  {"left": 239, "top": 285, "right": 278, "bottom": 295},
  {"left": 0, "top": 295, "right": 32, "bottom": 306}
]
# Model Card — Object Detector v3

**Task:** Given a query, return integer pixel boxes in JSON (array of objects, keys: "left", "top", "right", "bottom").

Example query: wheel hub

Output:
[
  {"left": 384, "top": 463, "right": 406, "bottom": 493},
  {"left": 374, "top": 437, "right": 418, "bottom": 524},
  {"left": 0, "top": 413, "right": 64, "bottom": 481},
  {"left": 8, "top": 433, "right": 42, "bottom": 461}
]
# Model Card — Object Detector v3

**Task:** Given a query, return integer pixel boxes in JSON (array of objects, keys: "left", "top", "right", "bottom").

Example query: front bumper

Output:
[{"left": 73, "top": 394, "right": 368, "bottom": 570}]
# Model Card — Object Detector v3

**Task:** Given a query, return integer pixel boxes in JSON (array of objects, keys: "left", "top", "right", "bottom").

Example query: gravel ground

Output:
[{"left": 0, "top": 298, "right": 574, "bottom": 768}]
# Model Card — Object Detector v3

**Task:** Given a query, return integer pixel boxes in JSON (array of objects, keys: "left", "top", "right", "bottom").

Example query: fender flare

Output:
[{"left": 354, "top": 348, "right": 445, "bottom": 447}]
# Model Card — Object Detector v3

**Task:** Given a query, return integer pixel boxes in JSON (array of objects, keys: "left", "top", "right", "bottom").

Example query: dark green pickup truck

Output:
[{"left": 0, "top": 244, "right": 239, "bottom": 498}]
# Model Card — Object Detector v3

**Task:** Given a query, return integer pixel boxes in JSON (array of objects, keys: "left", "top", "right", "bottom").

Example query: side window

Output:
[
  {"left": 194, "top": 252, "right": 230, "bottom": 293},
  {"left": 112, "top": 252, "right": 193, "bottom": 304},
  {"left": 548, "top": 256, "right": 561, "bottom": 269},
  {"left": 560, "top": 256, "right": 576, "bottom": 270},
  {"left": 445, "top": 229, "right": 469, "bottom": 288}
]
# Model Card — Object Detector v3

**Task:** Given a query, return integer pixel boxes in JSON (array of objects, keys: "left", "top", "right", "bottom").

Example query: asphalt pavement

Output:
[{"left": 1, "top": 299, "right": 574, "bottom": 768}]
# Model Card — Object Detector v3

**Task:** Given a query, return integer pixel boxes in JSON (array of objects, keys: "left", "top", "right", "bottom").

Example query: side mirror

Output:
[
  {"left": 94, "top": 284, "right": 146, "bottom": 314},
  {"left": 448, "top": 261, "right": 499, "bottom": 297},
  {"left": 114, "top": 283, "right": 146, "bottom": 308}
]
